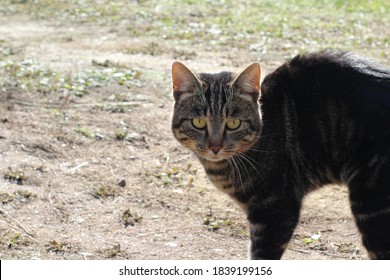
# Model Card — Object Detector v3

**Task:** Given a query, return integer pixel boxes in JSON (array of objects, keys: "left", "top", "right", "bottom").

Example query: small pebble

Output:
[{"left": 117, "top": 179, "right": 126, "bottom": 187}]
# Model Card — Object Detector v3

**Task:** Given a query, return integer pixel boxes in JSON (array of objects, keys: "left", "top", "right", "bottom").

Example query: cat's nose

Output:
[{"left": 210, "top": 146, "right": 222, "bottom": 155}]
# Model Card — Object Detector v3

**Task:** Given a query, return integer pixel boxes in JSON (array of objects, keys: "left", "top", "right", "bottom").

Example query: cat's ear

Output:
[
  {"left": 232, "top": 63, "right": 261, "bottom": 101},
  {"left": 172, "top": 61, "right": 202, "bottom": 101}
]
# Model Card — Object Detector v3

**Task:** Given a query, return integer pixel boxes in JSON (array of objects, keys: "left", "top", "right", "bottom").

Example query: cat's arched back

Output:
[{"left": 172, "top": 51, "right": 390, "bottom": 259}]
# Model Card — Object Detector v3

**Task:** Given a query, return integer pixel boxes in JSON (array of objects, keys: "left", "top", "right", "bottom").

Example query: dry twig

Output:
[{"left": 0, "top": 208, "right": 37, "bottom": 241}]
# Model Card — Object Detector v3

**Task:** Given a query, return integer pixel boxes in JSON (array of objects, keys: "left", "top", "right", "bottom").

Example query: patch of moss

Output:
[
  {"left": 3, "top": 168, "right": 26, "bottom": 185},
  {"left": 92, "top": 185, "right": 118, "bottom": 199},
  {"left": 120, "top": 209, "right": 142, "bottom": 227},
  {"left": 7, "top": 233, "right": 25, "bottom": 249},
  {"left": 0, "top": 192, "right": 14, "bottom": 204},
  {"left": 115, "top": 131, "right": 127, "bottom": 141},
  {"left": 14, "top": 190, "right": 33, "bottom": 203},
  {"left": 46, "top": 240, "right": 70, "bottom": 253},
  {"left": 75, "top": 126, "right": 93, "bottom": 138},
  {"left": 103, "top": 243, "right": 121, "bottom": 258}
]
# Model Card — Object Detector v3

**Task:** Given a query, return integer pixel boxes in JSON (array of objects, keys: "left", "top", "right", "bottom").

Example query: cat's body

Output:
[{"left": 171, "top": 51, "right": 390, "bottom": 259}]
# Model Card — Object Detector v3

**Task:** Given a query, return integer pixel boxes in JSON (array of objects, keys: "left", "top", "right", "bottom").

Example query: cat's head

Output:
[{"left": 171, "top": 62, "right": 262, "bottom": 162}]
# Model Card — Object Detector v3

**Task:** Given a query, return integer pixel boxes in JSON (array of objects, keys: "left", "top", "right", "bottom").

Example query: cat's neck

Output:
[
  {"left": 198, "top": 156, "right": 252, "bottom": 211},
  {"left": 198, "top": 157, "right": 229, "bottom": 168},
  {"left": 198, "top": 157, "right": 231, "bottom": 190}
]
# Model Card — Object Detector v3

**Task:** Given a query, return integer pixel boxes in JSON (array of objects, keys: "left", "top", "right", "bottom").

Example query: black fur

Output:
[
  {"left": 172, "top": 51, "right": 390, "bottom": 259},
  {"left": 249, "top": 51, "right": 390, "bottom": 259}
]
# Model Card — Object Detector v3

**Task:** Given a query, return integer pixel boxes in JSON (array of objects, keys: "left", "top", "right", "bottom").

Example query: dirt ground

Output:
[{"left": 0, "top": 5, "right": 388, "bottom": 260}]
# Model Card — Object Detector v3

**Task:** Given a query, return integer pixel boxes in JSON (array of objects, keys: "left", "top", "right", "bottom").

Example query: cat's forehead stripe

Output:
[{"left": 200, "top": 72, "right": 233, "bottom": 114}]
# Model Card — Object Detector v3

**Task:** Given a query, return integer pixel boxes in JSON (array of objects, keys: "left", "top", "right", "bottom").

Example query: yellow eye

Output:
[
  {"left": 226, "top": 119, "right": 241, "bottom": 130},
  {"left": 192, "top": 118, "right": 207, "bottom": 129}
]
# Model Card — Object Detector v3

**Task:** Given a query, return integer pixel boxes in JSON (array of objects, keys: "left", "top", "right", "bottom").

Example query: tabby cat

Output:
[{"left": 171, "top": 51, "right": 390, "bottom": 259}]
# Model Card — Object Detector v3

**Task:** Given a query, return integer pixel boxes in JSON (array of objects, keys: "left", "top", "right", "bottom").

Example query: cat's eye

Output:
[
  {"left": 192, "top": 118, "right": 207, "bottom": 129},
  {"left": 226, "top": 119, "right": 241, "bottom": 130}
]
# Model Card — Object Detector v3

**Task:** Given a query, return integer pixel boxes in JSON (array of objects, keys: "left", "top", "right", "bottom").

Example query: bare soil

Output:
[{"left": 0, "top": 12, "right": 384, "bottom": 260}]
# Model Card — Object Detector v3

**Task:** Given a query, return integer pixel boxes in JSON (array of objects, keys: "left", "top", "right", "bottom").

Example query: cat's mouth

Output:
[
  {"left": 202, "top": 154, "right": 227, "bottom": 162},
  {"left": 192, "top": 139, "right": 257, "bottom": 162},
  {"left": 197, "top": 149, "right": 237, "bottom": 162}
]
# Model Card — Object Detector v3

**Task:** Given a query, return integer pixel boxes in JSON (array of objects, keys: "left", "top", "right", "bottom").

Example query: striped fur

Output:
[{"left": 171, "top": 51, "right": 390, "bottom": 259}]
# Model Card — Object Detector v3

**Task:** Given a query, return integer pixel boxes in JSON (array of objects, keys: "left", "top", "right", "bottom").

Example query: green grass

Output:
[
  {"left": 1, "top": 0, "right": 388, "bottom": 55},
  {"left": 75, "top": 126, "right": 94, "bottom": 138},
  {"left": 2, "top": 1, "right": 389, "bottom": 49},
  {"left": 0, "top": 0, "right": 388, "bottom": 96},
  {"left": 0, "top": 59, "right": 140, "bottom": 97}
]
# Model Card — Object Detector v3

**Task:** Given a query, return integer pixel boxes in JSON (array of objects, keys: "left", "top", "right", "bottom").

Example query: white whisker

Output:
[
  {"left": 240, "top": 152, "right": 270, "bottom": 170},
  {"left": 248, "top": 148, "right": 275, "bottom": 154},
  {"left": 228, "top": 157, "right": 244, "bottom": 192},
  {"left": 238, "top": 153, "right": 267, "bottom": 185},
  {"left": 234, "top": 155, "right": 252, "bottom": 191}
]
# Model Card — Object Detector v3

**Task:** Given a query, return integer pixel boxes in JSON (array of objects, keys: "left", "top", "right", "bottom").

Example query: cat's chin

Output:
[{"left": 197, "top": 153, "right": 231, "bottom": 163}]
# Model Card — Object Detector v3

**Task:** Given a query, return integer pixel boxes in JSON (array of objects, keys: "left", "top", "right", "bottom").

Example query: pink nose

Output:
[{"left": 210, "top": 146, "right": 222, "bottom": 155}]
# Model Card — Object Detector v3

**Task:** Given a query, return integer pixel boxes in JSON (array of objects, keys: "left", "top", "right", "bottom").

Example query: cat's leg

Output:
[
  {"left": 247, "top": 197, "right": 301, "bottom": 259},
  {"left": 349, "top": 162, "right": 390, "bottom": 259}
]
